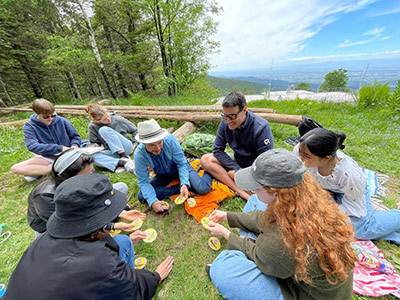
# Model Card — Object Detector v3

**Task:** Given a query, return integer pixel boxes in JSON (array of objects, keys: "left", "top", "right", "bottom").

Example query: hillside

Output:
[{"left": 205, "top": 75, "right": 268, "bottom": 95}]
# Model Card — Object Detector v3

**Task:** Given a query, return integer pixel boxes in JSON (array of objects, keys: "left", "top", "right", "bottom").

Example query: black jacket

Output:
[
  {"left": 4, "top": 233, "right": 160, "bottom": 300},
  {"left": 27, "top": 179, "right": 56, "bottom": 233}
]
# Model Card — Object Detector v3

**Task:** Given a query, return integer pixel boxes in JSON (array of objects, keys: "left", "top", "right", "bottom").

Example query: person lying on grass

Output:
[
  {"left": 295, "top": 127, "right": 400, "bottom": 245},
  {"left": 203, "top": 149, "right": 357, "bottom": 300},
  {"left": 86, "top": 103, "right": 137, "bottom": 174},
  {"left": 5, "top": 173, "right": 174, "bottom": 300},
  {"left": 200, "top": 92, "right": 274, "bottom": 201},
  {"left": 134, "top": 119, "right": 212, "bottom": 213},
  {"left": 11, "top": 98, "right": 82, "bottom": 181},
  {"left": 27, "top": 149, "right": 147, "bottom": 266}
]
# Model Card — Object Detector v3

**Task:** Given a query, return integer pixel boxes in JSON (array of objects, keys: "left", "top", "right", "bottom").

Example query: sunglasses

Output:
[
  {"left": 221, "top": 108, "right": 243, "bottom": 120},
  {"left": 42, "top": 114, "right": 57, "bottom": 120}
]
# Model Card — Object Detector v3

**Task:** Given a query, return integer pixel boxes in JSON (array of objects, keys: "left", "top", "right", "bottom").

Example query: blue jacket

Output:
[
  {"left": 134, "top": 134, "right": 189, "bottom": 206},
  {"left": 23, "top": 114, "right": 81, "bottom": 158},
  {"left": 213, "top": 110, "right": 274, "bottom": 171}
]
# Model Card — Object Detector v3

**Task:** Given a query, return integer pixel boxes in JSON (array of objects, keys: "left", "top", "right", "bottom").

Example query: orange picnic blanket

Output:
[{"left": 169, "top": 160, "right": 236, "bottom": 223}]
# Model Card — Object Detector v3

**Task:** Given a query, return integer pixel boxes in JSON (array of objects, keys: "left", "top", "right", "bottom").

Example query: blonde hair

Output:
[
  {"left": 262, "top": 173, "right": 357, "bottom": 285},
  {"left": 85, "top": 103, "right": 107, "bottom": 121},
  {"left": 32, "top": 99, "right": 55, "bottom": 115}
]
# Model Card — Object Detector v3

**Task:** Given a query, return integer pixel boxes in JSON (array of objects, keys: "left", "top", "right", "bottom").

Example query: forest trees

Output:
[
  {"left": 318, "top": 68, "right": 349, "bottom": 92},
  {"left": 0, "top": 0, "right": 220, "bottom": 105}
]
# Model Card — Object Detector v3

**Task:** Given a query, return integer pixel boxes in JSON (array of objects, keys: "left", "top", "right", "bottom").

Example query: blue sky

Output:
[{"left": 210, "top": 0, "right": 400, "bottom": 71}]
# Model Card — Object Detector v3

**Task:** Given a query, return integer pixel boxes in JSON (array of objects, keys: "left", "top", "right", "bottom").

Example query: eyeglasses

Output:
[
  {"left": 42, "top": 114, "right": 57, "bottom": 120},
  {"left": 221, "top": 108, "right": 243, "bottom": 120}
]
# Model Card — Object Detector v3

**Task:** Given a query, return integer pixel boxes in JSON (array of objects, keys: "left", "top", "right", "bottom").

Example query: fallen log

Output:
[
  {"left": 54, "top": 105, "right": 276, "bottom": 114},
  {"left": 172, "top": 122, "right": 196, "bottom": 143},
  {"left": 0, "top": 119, "right": 29, "bottom": 127}
]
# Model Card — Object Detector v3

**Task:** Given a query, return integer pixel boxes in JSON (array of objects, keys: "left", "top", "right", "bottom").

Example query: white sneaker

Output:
[
  {"left": 24, "top": 175, "right": 39, "bottom": 182},
  {"left": 115, "top": 167, "right": 126, "bottom": 174},
  {"left": 124, "top": 159, "right": 135, "bottom": 173}
]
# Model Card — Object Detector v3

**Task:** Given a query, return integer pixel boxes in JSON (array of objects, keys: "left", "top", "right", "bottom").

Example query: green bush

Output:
[
  {"left": 295, "top": 82, "right": 312, "bottom": 91},
  {"left": 389, "top": 80, "right": 400, "bottom": 110},
  {"left": 356, "top": 81, "right": 391, "bottom": 107}
]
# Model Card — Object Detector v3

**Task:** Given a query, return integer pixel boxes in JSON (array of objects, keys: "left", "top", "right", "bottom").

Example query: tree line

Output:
[{"left": 0, "top": 0, "right": 220, "bottom": 106}]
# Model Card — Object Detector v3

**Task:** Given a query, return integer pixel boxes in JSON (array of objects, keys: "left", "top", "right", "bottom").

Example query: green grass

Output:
[{"left": 0, "top": 97, "right": 399, "bottom": 299}]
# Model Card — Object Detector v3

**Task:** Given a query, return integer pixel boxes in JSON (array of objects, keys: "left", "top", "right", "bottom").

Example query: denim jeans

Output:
[
  {"left": 239, "top": 194, "right": 267, "bottom": 240},
  {"left": 92, "top": 127, "right": 133, "bottom": 172},
  {"left": 210, "top": 250, "right": 284, "bottom": 300},
  {"left": 138, "top": 162, "right": 212, "bottom": 203},
  {"left": 112, "top": 234, "right": 135, "bottom": 269},
  {"left": 350, "top": 190, "right": 400, "bottom": 245}
]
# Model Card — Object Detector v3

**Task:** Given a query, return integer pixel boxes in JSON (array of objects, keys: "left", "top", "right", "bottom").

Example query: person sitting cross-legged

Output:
[
  {"left": 4, "top": 173, "right": 174, "bottom": 300},
  {"left": 200, "top": 92, "right": 274, "bottom": 200},
  {"left": 134, "top": 119, "right": 212, "bottom": 213}
]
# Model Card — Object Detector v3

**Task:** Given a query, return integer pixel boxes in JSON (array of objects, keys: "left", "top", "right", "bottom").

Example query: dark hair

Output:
[
  {"left": 50, "top": 150, "right": 95, "bottom": 186},
  {"left": 299, "top": 128, "right": 346, "bottom": 158},
  {"left": 222, "top": 92, "right": 246, "bottom": 110}
]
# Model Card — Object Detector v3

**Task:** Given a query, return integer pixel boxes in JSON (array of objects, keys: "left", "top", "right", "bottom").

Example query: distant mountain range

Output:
[{"left": 208, "top": 57, "right": 400, "bottom": 93}]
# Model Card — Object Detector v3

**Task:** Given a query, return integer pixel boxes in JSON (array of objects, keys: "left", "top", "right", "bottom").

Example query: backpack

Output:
[
  {"left": 181, "top": 133, "right": 216, "bottom": 158},
  {"left": 298, "top": 116, "right": 323, "bottom": 137}
]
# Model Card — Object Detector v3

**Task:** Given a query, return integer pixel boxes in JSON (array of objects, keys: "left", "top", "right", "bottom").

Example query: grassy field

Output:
[{"left": 0, "top": 97, "right": 399, "bottom": 299}]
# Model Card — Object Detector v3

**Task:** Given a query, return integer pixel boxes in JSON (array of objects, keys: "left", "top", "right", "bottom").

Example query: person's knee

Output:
[
  {"left": 195, "top": 179, "right": 212, "bottom": 195},
  {"left": 98, "top": 126, "right": 114, "bottom": 138},
  {"left": 200, "top": 154, "right": 214, "bottom": 169},
  {"left": 113, "top": 182, "right": 128, "bottom": 195}
]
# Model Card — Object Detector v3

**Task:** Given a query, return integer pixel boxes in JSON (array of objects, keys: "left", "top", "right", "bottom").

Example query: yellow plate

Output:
[
  {"left": 208, "top": 237, "right": 221, "bottom": 251},
  {"left": 201, "top": 217, "right": 213, "bottom": 227},
  {"left": 174, "top": 196, "right": 186, "bottom": 204},
  {"left": 187, "top": 197, "right": 196, "bottom": 208},
  {"left": 143, "top": 228, "right": 158, "bottom": 243},
  {"left": 161, "top": 202, "right": 170, "bottom": 210},
  {"left": 108, "top": 229, "right": 121, "bottom": 237},
  {"left": 134, "top": 257, "right": 147, "bottom": 269},
  {"left": 131, "top": 219, "right": 143, "bottom": 231}
]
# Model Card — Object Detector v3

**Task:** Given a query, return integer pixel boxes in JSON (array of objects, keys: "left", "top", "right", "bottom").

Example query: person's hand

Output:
[
  {"left": 129, "top": 230, "right": 148, "bottom": 245},
  {"left": 155, "top": 256, "right": 174, "bottom": 281},
  {"left": 114, "top": 221, "right": 134, "bottom": 232},
  {"left": 203, "top": 222, "right": 231, "bottom": 240},
  {"left": 71, "top": 145, "right": 79, "bottom": 149},
  {"left": 152, "top": 200, "right": 168, "bottom": 213},
  {"left": 208, "top": 210, "right": 227, "bottom": 223},
  {"left": 119, "top": 210, "right": 146, "bottom": 222},
  {"left": 180, "top": 184, "right": 189, "bottom": 200},
  {"left": 62, "top": 146, "right": 70, "bottom": 152},
  {"left": 227, "top": 170, "right": 235, "bottom": 180}
]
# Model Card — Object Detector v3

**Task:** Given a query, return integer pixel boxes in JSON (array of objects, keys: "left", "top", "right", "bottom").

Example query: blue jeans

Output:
[
  {"left": 350, "top": 190, "right": 400, "bottom": 245},
  {"left": 138, "top": 162, "right": 212, "bottom": 203},
  {"left": 210, "top": 250, "right": 284, "bottom": 300},
  {"left": 92, "top": 127, "right": 133, "bottom": 172},
  {"left": 112, "top": 234, "right": 135, "bottom": 269},
  {"left": 239, "top": 194, "right": 267, "bottom": 240}
]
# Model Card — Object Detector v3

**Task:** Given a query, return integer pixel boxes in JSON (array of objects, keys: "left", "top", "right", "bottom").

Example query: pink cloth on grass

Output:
[{"left": 353, "top": 240, "right": 400, "bottom": 298}]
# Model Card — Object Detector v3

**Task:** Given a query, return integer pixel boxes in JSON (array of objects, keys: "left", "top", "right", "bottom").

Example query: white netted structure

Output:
[{"left": 215, "top": 90, "right": 356, "bottom": 104}]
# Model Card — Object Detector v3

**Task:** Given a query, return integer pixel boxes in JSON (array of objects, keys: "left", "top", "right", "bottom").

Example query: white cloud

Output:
[
  {"left": 285, "top": 53, "right": 367, "bottom": 62},
  {"left": 211, "top": 0, "right": 378, "bottom": 71},
  {"left": 370, "top": 6, "right": 400, "bottom": 17},
  {"left": 337, "top": 27, "right": 389, "bottom": 48}
]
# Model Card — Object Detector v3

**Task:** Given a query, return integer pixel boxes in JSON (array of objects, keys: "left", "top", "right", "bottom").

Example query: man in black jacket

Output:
[{"left": 4, "top": 173, "right": 174, "bottom": 300}]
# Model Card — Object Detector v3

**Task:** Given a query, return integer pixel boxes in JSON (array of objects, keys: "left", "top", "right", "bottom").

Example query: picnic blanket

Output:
[
  {"left": 169, "top": 160, "right": 235, "bottom": 223},
  {"left": 352, "top": 240, "right": 400, "bottom": 298}
]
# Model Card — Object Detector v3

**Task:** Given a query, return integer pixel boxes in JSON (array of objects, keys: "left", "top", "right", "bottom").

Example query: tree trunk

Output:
[
  {"left": 67, "top": 71, "right": 82, "bottom": 100},
  {"left": 93, "top": 71, "right": 105, "bottom": 98},
  {"left": 0, "top": 75, "right": 14, "bottom": 106},
  {"left": 172, "top": 122, "right": 195, "bottom": 143},
  {"left": 104, "top": 25, "right": 129, "bottom": 98},
  {"left": 77, "top": 0, "right": 116, "bottom": 99},
  {"left": 152, "top": 0, "right": 173, "bottom": 96}
]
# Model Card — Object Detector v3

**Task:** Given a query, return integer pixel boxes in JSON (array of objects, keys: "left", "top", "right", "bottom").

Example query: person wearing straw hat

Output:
[
  {"left": 5, "top": 173, "right": 174, "bottom": 300},
  {"left": 134, "top": 119, "right": 212, "bottom": 212},
  {"left": 27, "top": 149, "right": 148, "bottom": 268},
  {"left": 203, "top": 149, "right": 356, "bottom": 300}
]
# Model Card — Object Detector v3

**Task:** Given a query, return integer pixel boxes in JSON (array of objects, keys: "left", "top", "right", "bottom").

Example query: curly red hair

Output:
[{"left": 262, "top": 173, "right": 357, "bottom": 285}]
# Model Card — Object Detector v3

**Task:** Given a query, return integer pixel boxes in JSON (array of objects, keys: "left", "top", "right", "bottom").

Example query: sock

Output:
[
  {"left": 118, "top": 159, "right": 128, "bottom": 167},
  {"left": 118, "top": 151, "right": 128, "bottom": 159}
]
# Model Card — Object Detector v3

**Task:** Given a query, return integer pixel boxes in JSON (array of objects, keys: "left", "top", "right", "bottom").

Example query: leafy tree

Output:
[
  {"left": 295, "top": 82, "right": 312, "bottom": 91},
  {"left": 318, "top": 68, "right": 349, "bottom": 92}
]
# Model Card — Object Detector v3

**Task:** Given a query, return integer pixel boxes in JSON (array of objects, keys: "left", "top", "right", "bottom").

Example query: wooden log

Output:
[
  {"left": 172, "top": 122, "right": 196, "bottom": 143},
  {"left": 0, "top": 119, "right": 29, "bottom": 127},
  {"left": 54, "top": 105, "right": 276, "bottom": 114}
]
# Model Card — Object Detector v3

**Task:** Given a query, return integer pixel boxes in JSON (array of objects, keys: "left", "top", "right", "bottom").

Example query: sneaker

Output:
[
  {"left": 123, "top": 159, "right": 135, "bottom": 173},
  {"left": 284, "top": 136, "right": 300, "bottom": 146},
  {"left": 205, "top": 263, "right": 212, "bottom": 279},
  {"left": 24, "top": 175, "right": 39, "bottom": 182},
  {"left": 115, "top": 167, "right": 126, "bottom": 174}
]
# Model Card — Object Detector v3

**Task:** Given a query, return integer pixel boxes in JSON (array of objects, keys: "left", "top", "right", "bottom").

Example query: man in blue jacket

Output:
[
  {"left": 200, "top": 92, "right": 274, "bottom": 200},
  {"left": 11, "top": 98, "right": 82, "bottom": 180},
  {"left": 134, "top": 119, "right": 212, "bottom": 212}
]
